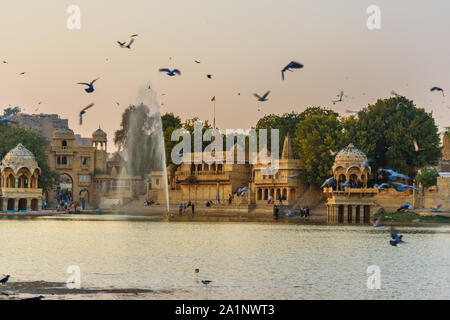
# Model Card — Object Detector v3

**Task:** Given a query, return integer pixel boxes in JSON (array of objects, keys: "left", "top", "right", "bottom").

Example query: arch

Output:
[
  {"left": 363, "top": 205, "right": 371, "bottom": 223},
  {"left": 355, "top": 206, "right": 361, "bottom": 223},
  {"left": 217, "top": 164, "right": 223, "bottom": 172},
  {"left": 197, "top": 164, "right": 202, "bottom": 171},
  {"left": 283, "top": 188, "right": 287, "bottom": 200},
  {"left": 7, "top": 174, "right": 15, "bottom": 188},
  {"left": 264, "top": 189, "right": 268, "bottom": 200},
  {"left": 79, "top": 188, "right": 90, "bottom": 203},
  {"left": 257, "top": 189, "right": 262, "bottom": 200},
  {"left": 276, "top": 189, "right": 281, "bottom": 200},
  {"left": 191, "top": 164, "right": 196, "bottom": 172},
  {"left": 18, "top": 198, "right": 27, "bottom": 211},
  {"left": 290, "top": 188, "right": 296, "bottom": 200},
  {"left": 62, "top": 140, "right": 67, "bottom": 148},
  {"left": 7, "top": 199, "right": 14, "bottom": 211},
  {"left": 338, "top": 205, "right": 344, "bottom": 223},
  {"left": 31, "top": 199, "right": 38, "bottom": 211}
]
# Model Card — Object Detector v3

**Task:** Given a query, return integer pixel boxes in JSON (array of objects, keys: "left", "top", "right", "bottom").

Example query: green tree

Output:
[
  {"left": 416, "top": 166, "right": 439, "bottom": 188},
  {"left": 293, "top": 107, "right": 342, "bottom": 185},
  {"left": 342, "top": 97, "right": 441, "bottom": 177},
  {"left": 0, "top": 122, "right": 58, "bottom": 192},
  {"left": 3, "top": 106, "right": 21, "bottom": 117},
  {"left": 255, "top": 111, "right": 304, "bottom": 156}
]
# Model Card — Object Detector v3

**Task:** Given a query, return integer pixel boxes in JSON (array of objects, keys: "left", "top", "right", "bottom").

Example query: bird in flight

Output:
[
  {"left": 201, "top": 280, "right": 212, "bottom": 286},
  {"left": 2, "top": 60, "right": 7, "bottom": 64},
  {"left": 281, "top": 61, "right": 303, "bottom": 80},
  {"left": 332, "top": 91, "right": 344, "bottom": 104},
  {"left": 321, "top": 177, "right": 334, "bottom": 188},
  {"left": 77, "top": 78, "right": 99, "bottom": 93},
  {"left": 159, "top": 68, "right": 181, "bottom": 76},
  {"left": 390, "top": 90, "right": 405, "bottom": 98},
  {"left": 396, "top": 102, "right": 407, "bottom": 110},
  {"left": 392, "top": 182, "right": 418, "bottom": 192},
  {"left": 130, "top": 34, "right": 138, "bottom": 37},
  {"left": 430, "top": 86, "right": 444, "bottom": 96},
  {"left": 194, "top": 60, "right": 201, "bottom": 64},
  {"left": 118, "top": 38, "right": 135, "bottom": 49},
  {"left": 79, "top": 103, "right": 94, "bottom": 125},
  {"left": 0, "top": 118, "right": 17, "bottom": 124},
  {"left": 382, "top": 169, "right": 410, "bottom": 181},
  {"left": 253, "top": 91, "right": 271, "bottom": 102},
  {"left": 206, "top": 74, "right": 212, "bottom": 79},
  {"left": 19, "top": 72, "right": 26, "bottom": 75}
]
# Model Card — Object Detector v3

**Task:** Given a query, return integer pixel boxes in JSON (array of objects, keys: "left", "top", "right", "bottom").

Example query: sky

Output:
[{"left": 1, "top": 0, "right": 449, "bottom": 152}]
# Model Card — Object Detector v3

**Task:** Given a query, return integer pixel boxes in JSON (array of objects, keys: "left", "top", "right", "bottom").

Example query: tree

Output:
[
  {"left": 255, "top": 111, "right": 304, "bottom": 156},
  {"left": 0, "top": 122, "right": 58, "bottom": 192},
  {"left": 3, "top": 107, "right": 21, "bottom": 117},
  {"left": 416, "top": 167, "right": 439, "bottom": 188},
  {"left": 342, "top": 97, "right": 441, "bottom": 177},
  {"left": 292, "top": 107, "right": 342, "bottom": 185},
  {"left": 161, "top": 113, "right": 182, "bottom": 166}
]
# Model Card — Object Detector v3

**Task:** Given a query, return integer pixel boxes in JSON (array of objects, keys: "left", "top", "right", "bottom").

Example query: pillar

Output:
[
  {"left": 26, "top": 198, "right": 31, "bottom": 210},
  {"left": 13, "top": 199, "right": 19, "bottom": 211}
]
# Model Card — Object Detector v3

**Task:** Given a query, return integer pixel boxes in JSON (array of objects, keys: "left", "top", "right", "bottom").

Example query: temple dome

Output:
[
  {"left": 92, "top": 127, "right": 107, "bottom": 137},
  {"left": 0, "top": 143, "right": 40, "bottom": 174},
  {"left": 53, "top": 127, "right": 74, "bottom": 139},
  {"left": 334, "top": 144, "right": 368, "bottom": 168}
]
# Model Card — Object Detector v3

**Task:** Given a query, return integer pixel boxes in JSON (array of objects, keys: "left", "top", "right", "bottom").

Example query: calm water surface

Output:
[{"left": 0, "top": 215, "right": 449, "bottom": 299}]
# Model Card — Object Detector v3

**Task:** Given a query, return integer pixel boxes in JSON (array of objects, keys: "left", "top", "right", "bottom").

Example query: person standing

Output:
[
  {"left": 273, "top": 205, "right": 279, "bottom": 220},
  {"left": 306, "top": 207, "right": 310, "bottom": 217},
  {"left": 191, "top": 203, "right": 195, "bottom": 215},
  {"left": 179, "top": 203, "right": 183, "bottom": 216}
]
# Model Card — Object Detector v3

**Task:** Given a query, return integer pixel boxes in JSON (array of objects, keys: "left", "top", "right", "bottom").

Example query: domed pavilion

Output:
[
  {"left": 0, "top": 143, "right": 43, "bottom": 211},
  {"left": 323, "top": 144, "right": 378, "bottom": 224}
]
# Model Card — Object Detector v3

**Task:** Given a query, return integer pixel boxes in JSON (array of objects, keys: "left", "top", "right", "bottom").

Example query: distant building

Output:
[
  {"left": 0, "top": 143, "right": 43, "bottom": 211},
  {"left": 46, "top": 127, "right": 144, "bottom": 208},
  {"left": 11, "top": 113, "right": 69, "bottom": 142}
]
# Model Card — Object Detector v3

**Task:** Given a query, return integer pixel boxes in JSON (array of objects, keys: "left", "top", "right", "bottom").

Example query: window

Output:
[
  {"left": 155, "top": 178, "right": 160, "bottom": 185},
  {"left": 62, "top": 140, "right": 67, "bottom": 148},
  {"left": 82, "top": 157, "right": 89, "bottom": 166},
  {"left": 79, "top": 175, "right": 91, "bottom": 183}
]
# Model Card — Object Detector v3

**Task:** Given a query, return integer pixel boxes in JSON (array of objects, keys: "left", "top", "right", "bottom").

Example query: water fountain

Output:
[{"left": 117, "top": 85, "right": 170, "bottom": 213}]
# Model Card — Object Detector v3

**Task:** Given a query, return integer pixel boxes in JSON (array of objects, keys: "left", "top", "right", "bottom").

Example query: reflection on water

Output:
[{"left": 0, "top": 215, "right": 449, "bottom": 299}]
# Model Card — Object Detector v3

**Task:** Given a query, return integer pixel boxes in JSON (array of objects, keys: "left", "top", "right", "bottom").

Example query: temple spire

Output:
[{"left": 281, "top": 133, "right": 294, "bottom": 160}]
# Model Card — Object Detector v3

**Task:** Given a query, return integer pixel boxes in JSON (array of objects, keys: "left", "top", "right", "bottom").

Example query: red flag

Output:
[{"left": 211, "top": 96, "right": 215, "bottom": 102}]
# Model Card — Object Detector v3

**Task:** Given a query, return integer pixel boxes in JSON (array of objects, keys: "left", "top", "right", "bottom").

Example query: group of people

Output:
[
  {"left": 144, "top": 199, "right": 155, "bottom": 206},
  {"left": 179, "top": 201, "right": 195, "bottom": 216},
  {"left": 300, "top": 207, "right": 310, "bottom": 217},
  {"left": 56, "top": 200, "right": 82, "bottom": 213},
  {"left": 328, "top": 178, "right": 365, "bottom": 191}
]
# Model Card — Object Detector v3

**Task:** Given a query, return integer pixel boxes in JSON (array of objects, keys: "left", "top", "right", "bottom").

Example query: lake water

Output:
[{"left": 0, "top": 215, "right": 449, "bottom": 299}]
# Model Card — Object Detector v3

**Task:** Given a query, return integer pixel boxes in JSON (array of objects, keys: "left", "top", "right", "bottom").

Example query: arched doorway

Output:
[
  {"left": 338, "top": 205, "right": 344, "bottom": 223},
  {"left": 18, "top": 198, "right": 27, "bottom": 211},
  {"left": 79, "top": 189, "right": 90, "bottom": 209},
  {"left": 363, "top": 205, "right": 371, "bottom": 223},
  {"left": 57, "top": 173, "right": 73, "bottom": 204},
  {"left": 31, "top": 199, "right": 38, "bottom": 211},
  {"left": 7, "top": 199, "right": 14, "bottom": 211}
]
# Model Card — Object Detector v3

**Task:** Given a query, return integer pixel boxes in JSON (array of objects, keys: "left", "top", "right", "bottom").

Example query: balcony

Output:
[{"left": 0, "top": 187, "right": 43, "bottom": 198}]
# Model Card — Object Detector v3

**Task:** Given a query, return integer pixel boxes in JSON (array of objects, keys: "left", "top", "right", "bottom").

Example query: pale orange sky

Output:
[{"left": 1, "top": 0, "right": 449, "bottom": 152}]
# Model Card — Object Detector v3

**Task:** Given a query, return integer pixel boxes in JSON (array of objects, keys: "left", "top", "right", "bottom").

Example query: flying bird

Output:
[
  {"left": 390, "top": 227, "right": 404, "bottom": 246},
  {"left": 396, "top": 102, "right": 407, "bottom": 110},
  {"left": 0, "top": 275, "right": 10, "bottom": 284},
  {"left": 77, "top": 78, "right": 99, "bottom": 93},
  {"left": 201, "top": 280, "right": 212, "bottom": 286},
  {"left": 79, "top": 103, "right": 94, "bottom": 125},
  {"left": 21, "top": 296, "right": 45, "bottom": 301},
  {"left": 19, "top": 72, "right": 26, "bottom": 75},
  {"left": 287, "top": 174, "right": 298, "bottom": 179},
  {"left": 281, "top": 61, "right": 303, "bottom": 80},
  {"left": 253, "top": 91, "right": 270, "bottom": 102},
  {"left": 430, "top": 86, "right": 444, "bottom": 96},
  {"left": 382, "top": 169, "right": 410, "bottom": 181},
  {"left": 332, "top": 91, "right": 344, "bottom": 104},
  {"left": 0, "top": 118, "right": 17, "bottom": 124},
  {"left": 194, "top": 60, "right": 201, "bottom": 64},
  {"left": 206, "top": 74, "right": 212, "bottom": 79},
  {"left": 130, "top": 34, "right": 138, "bottom": 37},
  {"left": 2, "top": 60, "right": 7, "bottom": 64},
  {"left": 431, "top": 205, "right": 441, "bottom": 212},
  {"left": 321, "top": 177, "right": 334, "bottom": 188},
  {"left": 390, "top": 90, "right": 405, "bottom": 98},
  {"left": 159, "top": 68, "right": 181, "bottom": 76},
  {"left": 392, "top": 182, "right": 419, "bottom": 192}
]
